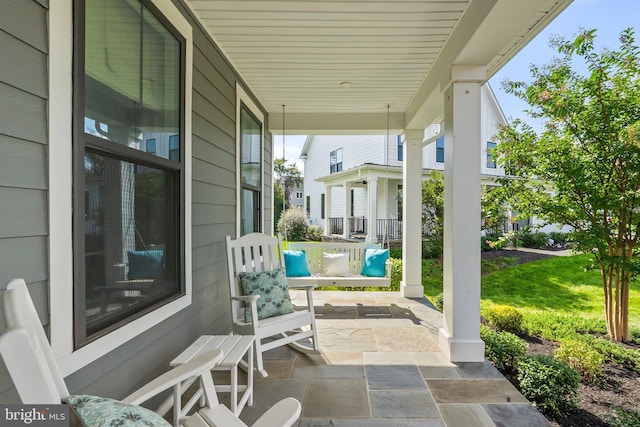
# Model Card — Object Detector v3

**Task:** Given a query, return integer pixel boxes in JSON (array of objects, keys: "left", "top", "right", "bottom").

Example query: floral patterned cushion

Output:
[
  {"left": 239, "top": 268, "right": 295, "bottom": 322},
  {"left": 64, "top": 395, "right": 171, "bottom": 427}
]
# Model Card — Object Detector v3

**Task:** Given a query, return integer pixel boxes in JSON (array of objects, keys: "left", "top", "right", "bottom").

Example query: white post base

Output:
[
  {"left": 400, "top": 281, "right": 423, "bottom": 298},
  {"left": 439, "top": 327, "right": 485, "bottom": 362}
]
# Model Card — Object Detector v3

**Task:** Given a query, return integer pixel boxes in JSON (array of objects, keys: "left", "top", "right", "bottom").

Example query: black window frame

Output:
[
  {"left": 239, "top": 102, "right": 263, "bottom": 235},
  {"left": 321, "top": 193, "right": 325, "bottom": 219},
  {"left": 306, "top": 195, "right": 310, "bottom": 215},
  {"left": 330, "top": 148, "right": 343, "bottom": 174},
  {"left": 72, "top": 0, "right": 187, "bottom": 348},
  {"left": 435, "top": 136, "right": 445, "bottom": 163},
  {"left": 487, "top": 141, "right": 497, "bottom": 169}
]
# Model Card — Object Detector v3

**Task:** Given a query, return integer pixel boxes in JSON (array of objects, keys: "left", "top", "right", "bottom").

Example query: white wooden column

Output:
[
  {"left": 439, "top": 65, "right": 485, "bottom": 362},
  {"left": 365, "top": 178, "right": 378, "bottom": 243},
  {"left": 401, "top": 130, "right": 424, "bottom": 298},
  {"left": 343, "top": 183, "right": 352, "bottom": 239},
  {"left": 325, "top": 185, "right": 332, "bottom": 234}
]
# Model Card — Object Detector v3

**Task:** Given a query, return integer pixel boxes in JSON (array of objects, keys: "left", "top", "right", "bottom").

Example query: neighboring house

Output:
[
  {"left": 289, "top": 184, "right": 304, "bottom": 209},
  {"left": 301, "top": 84, "right": 507, "bottom": 242}
]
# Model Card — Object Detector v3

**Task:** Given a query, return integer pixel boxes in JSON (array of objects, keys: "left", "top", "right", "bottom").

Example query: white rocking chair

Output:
[
  {"left": 225, "top": 233, "right": 321, "bottom": 377},
  {"left": 0, "top": 278, "right": 301, "bottom": 427}
]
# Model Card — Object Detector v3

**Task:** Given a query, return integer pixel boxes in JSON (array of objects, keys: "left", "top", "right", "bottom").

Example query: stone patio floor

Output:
[{"left": 230, "top": 290, "right": 551, "bottom": 427}]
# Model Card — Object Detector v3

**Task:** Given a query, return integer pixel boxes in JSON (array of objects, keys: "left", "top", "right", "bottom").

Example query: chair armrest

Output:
[
  {"left": 122, "top": 349, "right": 224, "bottom": 406},
  {"left": 287, "top": 283, "right": 317, "bottom": 290},
  {"left": 251, "top": 397, "right": 301, "bottom": 427},
  {"left": 231, "top": 295, "right": 261, "bottom": 303}
]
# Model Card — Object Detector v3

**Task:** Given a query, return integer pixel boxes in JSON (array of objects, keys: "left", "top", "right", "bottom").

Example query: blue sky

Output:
[{"left": 276, "top": 0, "right": 639, "bottom": 165}]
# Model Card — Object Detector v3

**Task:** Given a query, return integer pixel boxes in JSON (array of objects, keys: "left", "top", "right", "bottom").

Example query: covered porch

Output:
[{"left": 233, "top": 290, "right": 549, "bottom": 426}]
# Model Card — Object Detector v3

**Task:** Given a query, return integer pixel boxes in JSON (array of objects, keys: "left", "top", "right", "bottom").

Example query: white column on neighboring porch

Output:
[
  {"left": 365, "top": 178, "right": 378, "bottom": 243},
  {"left": 343, "top": 183, "right": 352, "bottom": 239},
  {"left": 325, "top": 185, "right": 332, "bottom": 235},
  {"left": 439, "top": 65, "right": 486, "bottom": 362},
  {"left": 401, "top": 130, "right": 424, "bottom": 298}
]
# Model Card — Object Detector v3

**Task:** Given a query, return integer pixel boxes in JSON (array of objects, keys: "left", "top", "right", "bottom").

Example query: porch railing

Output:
[
  {"left": 328, "top": 217, "right": 343, "bottom": 235},
  {"left": 377, "top": 219, "right": 402, "bottom": 240},
  {"left": 349, "top": 216, "right": 367, "bottom": 234}
]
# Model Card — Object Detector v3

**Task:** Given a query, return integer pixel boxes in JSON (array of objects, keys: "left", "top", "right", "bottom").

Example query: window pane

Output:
[
  {"left": 83, "top": 151, "right": 180, "bottom": 337},
  {"left": 84, "top": 0, "right": 181, "bottom": 160},
  {"left": 241, "top": 107, "right": 261, "bottom": 188},
  {"left": 241, "top": 189, "right": 260, "bottom": 234},
  {"left": 436, "top": 136, "right": 445, "bottom": 163},
  {"left": 487, "top": 141, "right": 497, "bottom": 168}
]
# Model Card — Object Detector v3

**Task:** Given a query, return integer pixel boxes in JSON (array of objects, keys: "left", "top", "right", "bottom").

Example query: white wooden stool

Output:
[{"left": 169, "top": 334, "right": 255, "bottom": 426}]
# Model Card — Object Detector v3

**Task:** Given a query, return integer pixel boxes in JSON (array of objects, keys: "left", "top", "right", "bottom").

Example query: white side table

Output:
[{"left": 169, "top": 334, "right": 255, "bottom": 426}]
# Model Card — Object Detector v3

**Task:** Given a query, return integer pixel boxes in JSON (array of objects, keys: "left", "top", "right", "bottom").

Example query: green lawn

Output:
[{"left": 422, "top": 254, "right": 640, "bottom": 334}]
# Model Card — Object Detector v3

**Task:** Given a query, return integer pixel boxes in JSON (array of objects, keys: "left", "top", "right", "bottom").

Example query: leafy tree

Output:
[
  {"left": 273, "top": 181, "right": 285, "bottom": 226},
  {"left": 422, "top": 171, "right": 444, "bottom": 258},
  {"left": 494, "top": 28, "right": 640, "bottom": 341},
  {"left": 274, "top": 158, "right": 303, "bottom": 211}
]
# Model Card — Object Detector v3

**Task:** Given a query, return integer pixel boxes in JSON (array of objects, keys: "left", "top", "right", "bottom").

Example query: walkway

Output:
[{"left": 231, "top": 291, "right": 550, "bottom": 427}]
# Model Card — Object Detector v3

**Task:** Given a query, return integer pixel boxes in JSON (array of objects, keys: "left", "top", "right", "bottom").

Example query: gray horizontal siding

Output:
[
  {"left": 0, "top": 188, "right": 48, "bottom": 238},
  {"left": 0, "top": 30, "right": 47, "bottom": 97},
  {"left": 0, "top": 1, "right": 47, "bottom": 52},
  {"left": 0, "top": 82, "right": 47, "bottom": 144},
  {"left": 0, "top": 136, "right": 47, "bottom": 190}
]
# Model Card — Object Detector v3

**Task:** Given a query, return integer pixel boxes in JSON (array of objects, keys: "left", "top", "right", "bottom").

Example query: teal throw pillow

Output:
[
  {"left": 239, "top": 268, "right": 295, "bottom": 322},
  {"left": 283, "top": 250, "right": 311, "bottom": 277},
  {"left": 361, "top": 248, "right": 389, "bottom": 277},
  {"left": 127, "top": 250, "right": 164, "bottom": 280},
  {"left": 64, "top": 394, "right": 171, "bottom": 427}
]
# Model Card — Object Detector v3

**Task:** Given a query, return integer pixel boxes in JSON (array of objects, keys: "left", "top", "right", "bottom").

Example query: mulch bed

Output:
[{"left": 482, "top": 248, "right": 640, "bottom": 426}]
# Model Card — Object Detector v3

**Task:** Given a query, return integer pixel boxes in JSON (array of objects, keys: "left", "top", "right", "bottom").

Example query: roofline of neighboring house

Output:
[{"left": 314, "top": 163, "right": 500, "bottom": 187}]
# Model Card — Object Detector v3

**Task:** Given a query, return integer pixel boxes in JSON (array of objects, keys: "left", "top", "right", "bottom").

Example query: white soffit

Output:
[{"left": 186, "top": 0, "right": 572, "bottom": 129}]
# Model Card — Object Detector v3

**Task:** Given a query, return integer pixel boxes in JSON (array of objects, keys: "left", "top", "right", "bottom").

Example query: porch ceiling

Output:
[{"left": 186, "top": 0, "right": 572, "bottom": 133}]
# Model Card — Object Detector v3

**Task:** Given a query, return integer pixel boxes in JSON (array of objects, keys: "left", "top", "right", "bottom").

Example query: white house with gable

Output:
[{"left": 301, "top": 84, "right": 510, "bottom": 243}]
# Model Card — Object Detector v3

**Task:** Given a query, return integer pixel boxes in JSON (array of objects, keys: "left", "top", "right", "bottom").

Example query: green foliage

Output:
[
  {"left": 305, "top": 225, "right": 323, "bottom": 241},
  {"left": 495, "top": 28, "right": 640, "bottom": 341},
  {"left": 273, "top": 158, "right": 303, "bottom": 211},
  {"left": 389, "top": 258, "right": 402, "bottom": 291},
  {"left": 548, "top": 231, "right": 568, "bottom": 244},
  {"left": 605, "top": 406, "right": 640, "bottom": 427},
  {"left": 572, "top": 334, "right": 640, "bottom": 372},
  {"left": 555, "top": 340, "right": 605, "bottom": 382},
  {"left": 484, "top": 305, "right": 524, "bottom": 334},
  {"left": 432, "top": 293, "right": 444, "bottom": 311},
  {"left": 273, "top": 181, "right": 285, "bottom": 227},
  {"left": 517, "top": 355, "right": 580, "bottom": 419},
  {"left": 522, "top": 312, "right": 607, "bottom": 341},
  {"left": 519, "top": 231, "right": 549, "bottom": 249},
  {"left": 389, "top": 247, "right": 402, "bottom": 260},
  {"left": 422, "top": 172, "right": 444, "bottom": 259},
  {"left": 277, "top": 207, "right": 308, "bottom": 241},
  {"left": 481, "top": 325, "right": 528, "bottom": 372}
]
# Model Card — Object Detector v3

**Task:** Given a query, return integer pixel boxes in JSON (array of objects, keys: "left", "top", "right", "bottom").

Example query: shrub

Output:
[
  {"left": 548, "top": 231, "right": 568, "bottom": 244},
  {"left": 305, "top": 225, "right": 323, "bottom": 241},
  {"left": 605, "top": 406, "right": 640, "bottom": 427},
  {"left": 484, "top": 305, "right": 524, "bottom": 334},
  {"left": 389, "top": 258, "right": 402, "bottom": 292},
  {"left": 277, "top": 207, "right": 308, "bottom": 241},
  {"left": 555, "top": 340, "right": 605, "bottom": 382},
  {"left": 517, "top": 354, "right": 580, "bottom": 419},
  {"left": 481, "top": 325, "right": 528, "bottom": 372},
  {"left": 519, "top": 231, "right": 549, "bottom": 248},
  {"left": 573, "top": 334, "right": 640, "bottom": 372},
  {"left": 431, "top": 293, "right": 444, "bottom": 311},
  {"left": 389, "top": 247, "right": 402, "bottom": 260}
]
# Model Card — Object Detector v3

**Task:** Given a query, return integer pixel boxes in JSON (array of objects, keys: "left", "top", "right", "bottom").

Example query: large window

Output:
[
  {"left": 397, "top": 135, "right": 403, "bottom": 161},
  {"left": 73, "top": 0, "right": 186, "bottom": 346},
  {"left": 487, "top": 141, "right": 497, "bottom": 169},
  {"left": 330, "top": 148, "right": 343, "bottom": 173},
  {"left": 240, "top": 105, "right": 262, "bottom": 234},
  {"left": 435, "top": 136, "right": 445, "bottom": 163}
]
